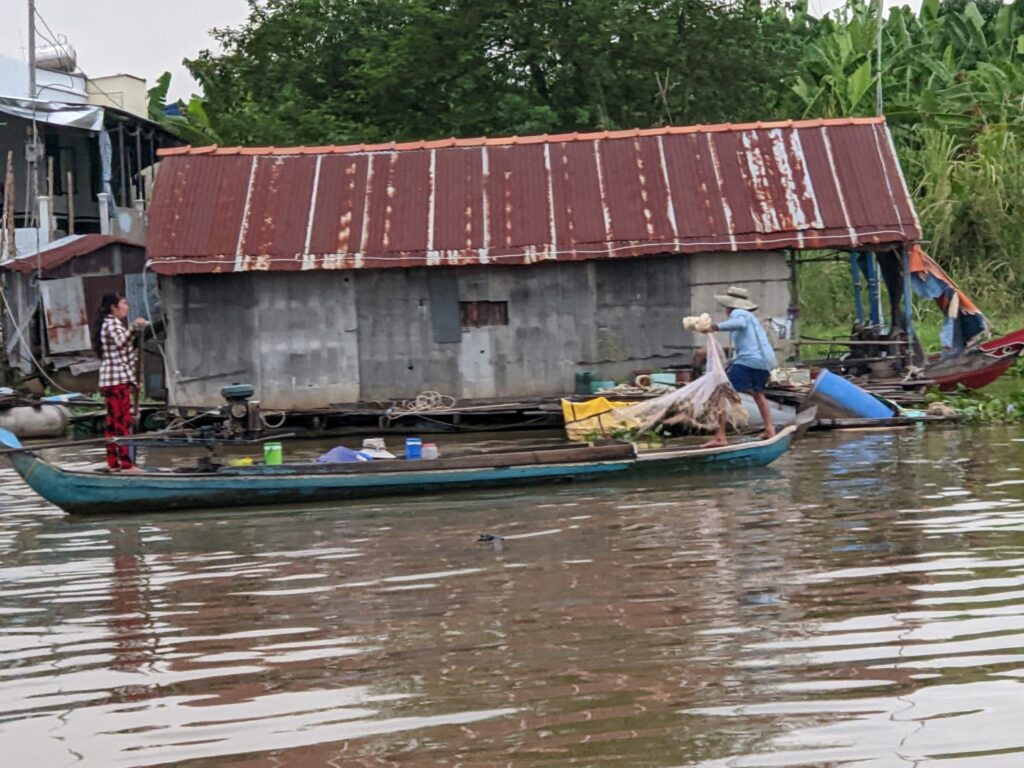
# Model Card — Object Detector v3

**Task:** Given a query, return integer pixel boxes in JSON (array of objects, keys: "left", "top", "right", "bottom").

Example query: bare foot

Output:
[
  {"left": 120, "top": 466, "right": 146, "bottom": 474},
  {"left": 759, "top": 430, "right": 777, "bottom": 440},
  {"left": 702, "top": 437, "right": 728, "bottom": 448}
]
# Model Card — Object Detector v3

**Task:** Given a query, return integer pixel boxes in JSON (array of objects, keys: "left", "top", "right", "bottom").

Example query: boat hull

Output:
[
  {"left": 926, "top": 353, "right": 1017, "bottom": 391},
  {"left": 8, "top": 428, "right": 794, "bottom": 515}
]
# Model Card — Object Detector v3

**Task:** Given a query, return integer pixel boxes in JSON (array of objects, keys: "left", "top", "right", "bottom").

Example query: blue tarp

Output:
[
  {"left": 317, "top": 446, "right": 373, "bottom": 463},
  {"left": 911, "top": 272, "right": 986, "bottom": 352}
]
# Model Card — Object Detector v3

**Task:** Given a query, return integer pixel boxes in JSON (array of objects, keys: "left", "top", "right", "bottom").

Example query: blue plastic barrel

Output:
[
  {"left": 405, "top": 437, "right": 422, "bottom": 459},
  {"left": 806, "top": 369, "right": 895, "bottom": 419}
]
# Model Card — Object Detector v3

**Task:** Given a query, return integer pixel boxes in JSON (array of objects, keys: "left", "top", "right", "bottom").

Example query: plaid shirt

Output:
[{"left": 98, "top": 316, "right": 138, "bottom": 389}]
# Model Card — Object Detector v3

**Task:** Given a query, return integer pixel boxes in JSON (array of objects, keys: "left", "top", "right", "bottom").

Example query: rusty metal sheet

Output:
[
  {"left": 661, "top": 133, "right": 723, "bottom": 244},
  {"left": 486, "top": 144, "right": 550, "bottom": 254},
  {"left": 431, "top": 146, "right": 485, "bottom": 255},
  {"left": 146, "top": 117, "right": 921, "bottom": 275},
  {"left": 363, "top": 150, "right": 431, "bottom": 261},
  {"left": 241, "top": 155, "right": 317, "bottom": 264},
  {"left": 40, "top": 277, "right": 92, "bottom": 354},
  {"left": 0, "top": 234, "right": 133, "bottom": 276},
  {"left": 308, "top": 154, "right": 369, "bottom": 265},
  {"left": 549, "top": 139, "right": 607, "bottom": 258}
]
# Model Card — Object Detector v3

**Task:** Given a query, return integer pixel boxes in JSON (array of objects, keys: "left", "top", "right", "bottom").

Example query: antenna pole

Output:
[
  {"left": 875, "top": 0, "right": 884, "bottom": 116},
  {"left": 28, "top": 0, "right": 37, "bottom": 99}
]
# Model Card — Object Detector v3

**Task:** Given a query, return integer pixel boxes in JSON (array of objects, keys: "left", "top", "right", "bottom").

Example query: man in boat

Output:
[{"left": 697, "top": 286, "right": 778, "bottom": 447}]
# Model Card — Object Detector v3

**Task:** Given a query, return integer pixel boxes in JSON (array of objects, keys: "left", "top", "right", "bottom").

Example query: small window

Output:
[{"left": 460, "top": 301, "right": 508, "bottom": 328}]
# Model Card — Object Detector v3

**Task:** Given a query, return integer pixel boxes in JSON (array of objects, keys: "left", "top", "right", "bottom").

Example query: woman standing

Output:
[{"left": 92, "top": 293, "right": 147, "bottom": 473}]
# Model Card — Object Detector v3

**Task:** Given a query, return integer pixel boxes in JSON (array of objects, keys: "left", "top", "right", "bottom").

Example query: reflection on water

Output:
[{"left": 1, "top": 426, "right": 1022, "bottom": 766}]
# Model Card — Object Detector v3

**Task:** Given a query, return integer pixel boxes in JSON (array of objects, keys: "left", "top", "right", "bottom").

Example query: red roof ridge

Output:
[{"left": 156, "top": 116, "right": 888, "bottom": 157}]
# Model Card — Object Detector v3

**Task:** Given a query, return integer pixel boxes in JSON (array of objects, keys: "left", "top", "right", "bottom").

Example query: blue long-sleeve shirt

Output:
[{"left": 716, "top": 309, "right": 777, "bottom": 371}]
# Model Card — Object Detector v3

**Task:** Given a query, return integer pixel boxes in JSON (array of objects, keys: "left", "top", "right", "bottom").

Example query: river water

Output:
[{"left": 1, "top": 425, "right": 1022, "bottom": 767}]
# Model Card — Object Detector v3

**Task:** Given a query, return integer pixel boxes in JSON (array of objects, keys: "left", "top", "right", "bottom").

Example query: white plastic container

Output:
[{"left": 422, "top": 442, "right": 439, "bottom": 460}]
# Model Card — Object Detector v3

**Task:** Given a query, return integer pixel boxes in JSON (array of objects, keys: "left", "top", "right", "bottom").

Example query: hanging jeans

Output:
[{"left": 101, "top": 383, "right": 134, "bottom": 470}]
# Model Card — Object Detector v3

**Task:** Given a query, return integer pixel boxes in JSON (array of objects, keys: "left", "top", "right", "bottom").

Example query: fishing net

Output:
[{"left": 611, "top": 334, "right": 748, "bottom": 434}]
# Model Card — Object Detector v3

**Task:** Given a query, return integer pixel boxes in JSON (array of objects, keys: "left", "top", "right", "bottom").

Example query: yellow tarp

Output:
[{"left": 561, "top": 397, "right": 641, "bottom": 442}]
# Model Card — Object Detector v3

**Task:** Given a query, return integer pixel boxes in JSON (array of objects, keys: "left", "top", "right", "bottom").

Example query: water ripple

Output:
[{"left": 1, "top": 425, "right": 1022, "bottom": 765}]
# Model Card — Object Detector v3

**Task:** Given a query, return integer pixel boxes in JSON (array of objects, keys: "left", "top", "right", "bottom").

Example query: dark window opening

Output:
[
  {"left": 460, "top": 301, "right": 509, "bottom": 328},
  {"left": 42, "top": 134, "right": 77, "bottom": 196}
]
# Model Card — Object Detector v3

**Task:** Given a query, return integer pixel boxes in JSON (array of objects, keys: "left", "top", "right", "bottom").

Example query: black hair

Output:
[{"left": 92, "top": 292, "right": 125, "bottom": 356}]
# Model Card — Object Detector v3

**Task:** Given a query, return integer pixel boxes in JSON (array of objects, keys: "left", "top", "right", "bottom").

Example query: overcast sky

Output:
[
  {"left": 1, "top": 0, "right": 249, "bottom": 102},
  {"left": 2, "top": 0, "right": 920, "bottom": 104}
]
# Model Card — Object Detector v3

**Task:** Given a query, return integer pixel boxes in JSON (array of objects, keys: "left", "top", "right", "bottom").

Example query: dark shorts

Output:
[{"left": 727, "top": 364, "right": 770, "bottom": 393}]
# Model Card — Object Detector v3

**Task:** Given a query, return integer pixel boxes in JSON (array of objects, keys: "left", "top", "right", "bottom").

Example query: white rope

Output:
[
  {"left": 392, "top": 391, "right": 457, "bottom": 412},
  {"left": 260, "top": 411, "right": 287, "bottom": 429}
]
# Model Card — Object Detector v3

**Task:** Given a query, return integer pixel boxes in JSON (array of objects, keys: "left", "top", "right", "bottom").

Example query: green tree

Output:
[
  {"left": 146, "top": 71, "right": 221, "bottom": 145},
  {"left": 186, "top": 0, "right": 811, "bottom": 146},
  {"left": 791, "top": 0, "right": 1024, "bottom": 315}
]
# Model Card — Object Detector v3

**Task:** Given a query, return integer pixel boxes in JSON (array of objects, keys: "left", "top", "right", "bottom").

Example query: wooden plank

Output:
[{"left": 218, "top": 442, "right": 636, "bottom": 476}]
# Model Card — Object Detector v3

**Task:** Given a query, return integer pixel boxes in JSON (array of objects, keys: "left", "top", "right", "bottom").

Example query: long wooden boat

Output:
[{"left": 1, "top": 427, "right": 796, "bottom": 515}]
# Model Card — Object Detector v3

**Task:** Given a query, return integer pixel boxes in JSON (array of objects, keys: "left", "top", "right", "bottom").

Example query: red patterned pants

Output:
[{"left": 102, "top": 384, "right": 134, "bottom": 469}]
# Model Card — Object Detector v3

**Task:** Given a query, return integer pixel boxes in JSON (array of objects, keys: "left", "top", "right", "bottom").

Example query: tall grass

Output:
[
  {"left": 903, "top": 126, "right": 1024, "bottom": 318},
  {"left": 801, "top": 123, "right": 1024, "bottom": 345}
]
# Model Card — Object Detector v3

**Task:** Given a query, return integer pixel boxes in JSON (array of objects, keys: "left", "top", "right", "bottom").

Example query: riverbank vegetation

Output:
[
  {"left": 928, "top": 358, "right": 1024, "bottom": 420},
  {"left": 182, "top": 0, "right": 1024, "bottom": 332}
]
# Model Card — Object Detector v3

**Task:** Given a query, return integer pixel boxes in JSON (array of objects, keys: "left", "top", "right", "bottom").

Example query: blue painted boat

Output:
[{"left": 0, "top": 426, "right": 795, "bottom": 515}]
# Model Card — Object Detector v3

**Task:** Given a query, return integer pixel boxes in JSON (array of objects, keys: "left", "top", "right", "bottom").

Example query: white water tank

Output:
[
  {"left": 0, "top": 405, "right": 69, "bottom": 439},
  {"left": 36, "top": 40, "right": 78, "bottom": 74}
]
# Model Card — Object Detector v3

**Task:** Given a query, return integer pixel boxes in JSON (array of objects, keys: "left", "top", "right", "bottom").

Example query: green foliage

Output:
[
  {"left": 146, "top": 71, "right": 221, "bottom": 145},
  {"left": 926, "top": 384, "right": 1024, "bottom": 422},
  {"left": 585, "top": 423, "right": 665, "bottom": 445},
  {"left": 185, "top": 0, "right": 811, "bottom": 145},
  {"left": 175, "top": 0, "right": 1024, "bottom": 325},
  {"left": 792, "top": 0, "right": 1024, "bottom": 315}
]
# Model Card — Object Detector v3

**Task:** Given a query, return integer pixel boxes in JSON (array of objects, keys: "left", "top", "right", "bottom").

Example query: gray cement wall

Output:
[{"left": 161, "top": 251, "right": 790, "bottom": 409}]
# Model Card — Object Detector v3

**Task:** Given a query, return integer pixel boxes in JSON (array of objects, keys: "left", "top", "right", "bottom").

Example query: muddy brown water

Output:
[{"left": 1, "top": 425, "right": 1022, "bottom": 767}]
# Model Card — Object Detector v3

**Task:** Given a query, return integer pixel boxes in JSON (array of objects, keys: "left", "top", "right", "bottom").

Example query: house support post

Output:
[
  {"left": 865, "top": 252, "right": 883, "bottom": 330},
  {"left": 900, "top": 245, "right": 916, "bottom": 363},
  {"left": 787, "top": 248, "right": 800, "bottom": 361},
  {"left": 98, "top": 193, "right": 111, "bottom": 234},
  {"left": 850, "top": 251, "right": 865, "bottom": 326},
  {"left": 36, "top": 195, "right": 51, "bottom": 248}
]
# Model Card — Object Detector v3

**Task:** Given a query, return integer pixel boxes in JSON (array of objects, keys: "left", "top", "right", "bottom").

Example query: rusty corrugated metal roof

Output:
[
  {"left": 1, "top": 234, "right": 139, "bottom": 275},
  {"left": 146, "top": 117, "right": 920, "bottom": 275}
]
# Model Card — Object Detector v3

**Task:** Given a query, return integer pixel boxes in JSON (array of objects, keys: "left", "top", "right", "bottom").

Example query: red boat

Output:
[
  {"left": 924, "top": 328, "right": 1024, "bottom": 391},
  {"left": 823, "top": 246, "right": 1022, "bottom": 392}
]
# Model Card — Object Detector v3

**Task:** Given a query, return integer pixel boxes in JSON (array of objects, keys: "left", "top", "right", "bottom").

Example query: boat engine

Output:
[{"left": 219, "top": 383, "right": 263, "bottom": 440}]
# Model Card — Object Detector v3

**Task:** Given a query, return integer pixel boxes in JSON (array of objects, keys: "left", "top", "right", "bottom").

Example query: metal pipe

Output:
[
  {"left": 134, "top": 127, "right": 143, "bottom": 202},
  {"left": 901, "top": 246, "right": 915, "bottom": 354},
  {"left": 788, "top": 248, "right": 801, "bottom": 361},
  {"left": 875, "top": 0, "right": 884, "bottom": 116},
  {"left": 850, "top": 251, "right": 865, "bottom": 325},
  {"left": 28, "top": 0, "right": 36, "bottom": 100},
  {"left": 118, "top": 125, "right": 128, "bottom": 207},
  {"left": 866, "top": 252, "right": 882, "bottom": 329}
]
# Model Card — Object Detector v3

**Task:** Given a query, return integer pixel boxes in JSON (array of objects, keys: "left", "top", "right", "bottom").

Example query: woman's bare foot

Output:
[
  {"left": 759, "top": 429, "right": 777, "bottom": 440},
  {"left": 702, "top": 437, "right": 728, "bottom": 448},
  {"left": 120, "top": 466, "right": 145, "bottom": 474}
]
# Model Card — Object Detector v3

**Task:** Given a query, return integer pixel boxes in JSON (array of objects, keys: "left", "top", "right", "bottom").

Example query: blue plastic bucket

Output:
[
  {"left": 807, "top": 369, "right": 895, "bottom": 419},
  {"left": 405, "top": 437, "right": 422, "bottom": 459}
]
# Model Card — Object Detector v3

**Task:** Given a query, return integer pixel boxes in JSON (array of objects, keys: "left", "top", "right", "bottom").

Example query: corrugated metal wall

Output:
[{"left": 161, "top": 252, "right": 789, "bottom": 408}]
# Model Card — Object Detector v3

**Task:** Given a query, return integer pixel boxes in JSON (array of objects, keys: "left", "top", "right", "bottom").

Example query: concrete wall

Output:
[
  {"left": 161, "top": 251, "right": 790, "bottom": 409},
  {"left": 87, "top": 75, "right": 148, "bottom": 119},
  {"left": 688, "top": 251, "right": 792, "bottom": 354}
]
